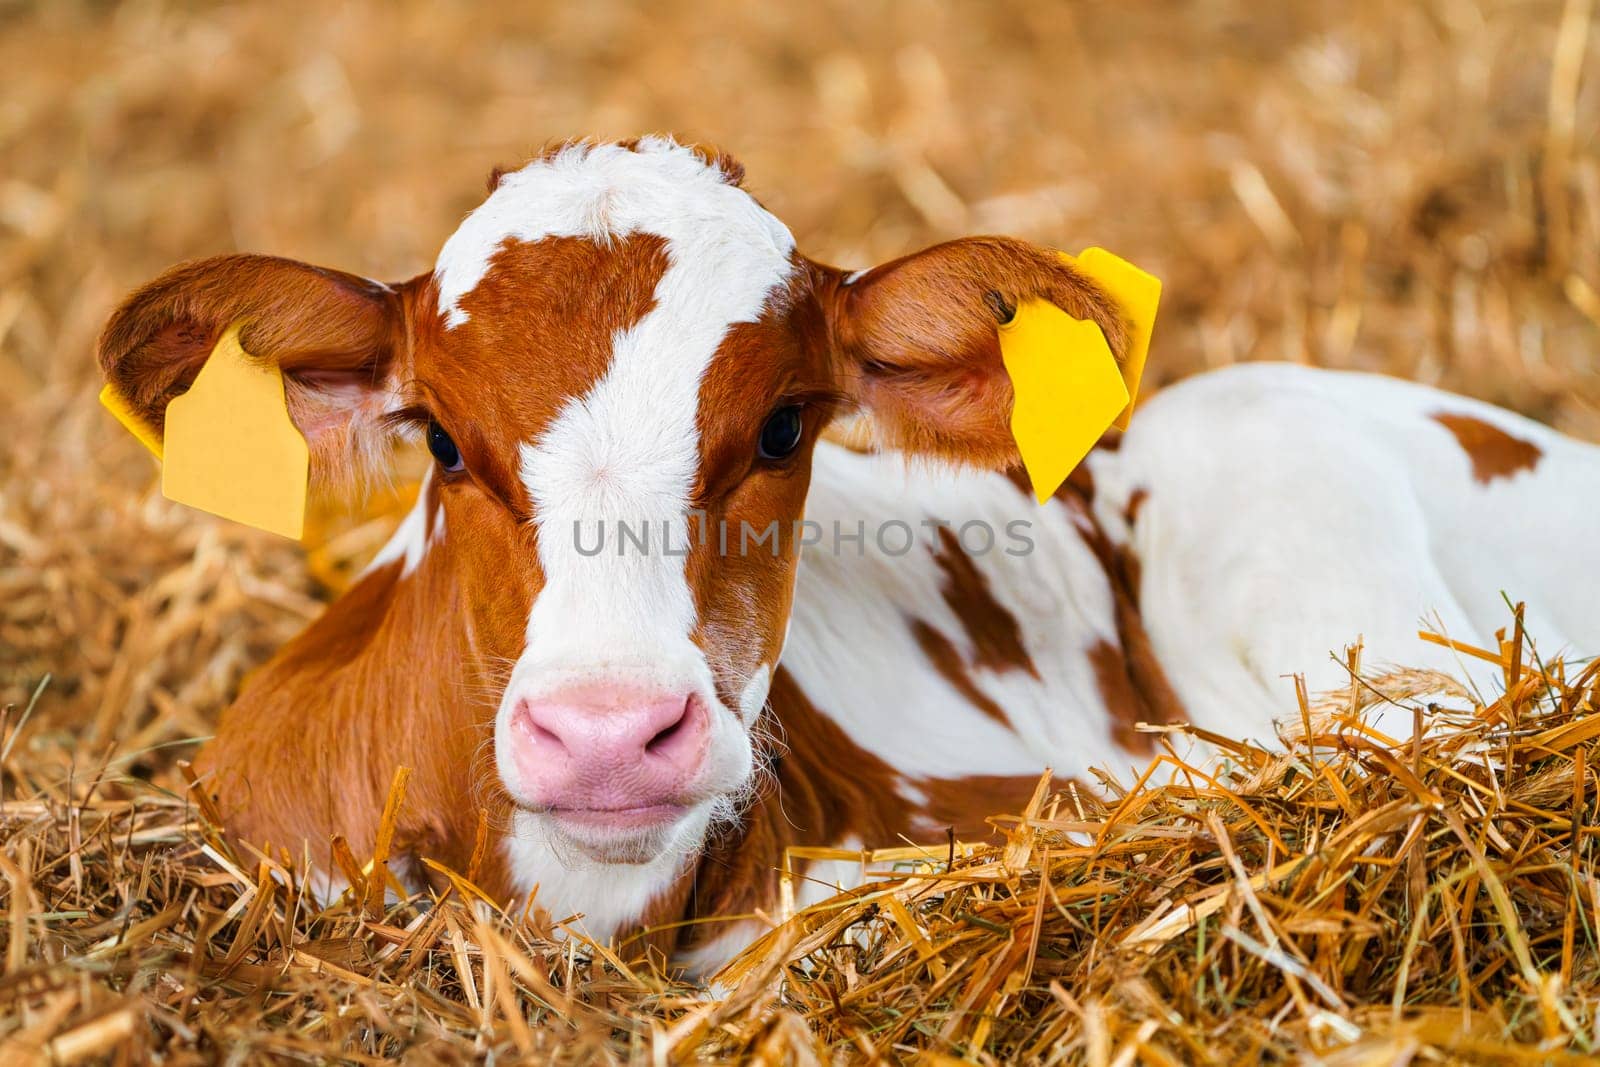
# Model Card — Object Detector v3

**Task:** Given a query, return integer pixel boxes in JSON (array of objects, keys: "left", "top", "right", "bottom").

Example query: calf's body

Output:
[
  {"left": 97, "top": 139, "right": 1599, "bottom": 975},
  {"left": 200, "top": 360, "right": 1600, "bottom": 970}
]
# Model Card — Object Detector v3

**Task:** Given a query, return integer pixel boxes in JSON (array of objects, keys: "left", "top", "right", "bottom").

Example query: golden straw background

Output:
[{"left": 3, "top": 1, "right": 1600, "bottom": 1061}]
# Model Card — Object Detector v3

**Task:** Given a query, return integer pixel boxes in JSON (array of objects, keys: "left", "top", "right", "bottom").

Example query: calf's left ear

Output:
[
  {"left": 97, "top": 254, "right": 422, "bottom": 537},
  {"left": 815, "top": 236, "right": 1141, "bottom": 470},
  {"left": 98, "top": 255, "right": 418, "bottom": 489}
]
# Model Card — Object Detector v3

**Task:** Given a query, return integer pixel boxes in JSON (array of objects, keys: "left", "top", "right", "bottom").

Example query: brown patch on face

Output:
[
  {"left": 1432, "top": 412, "right": 1543, "bottom": 484},
  {"left": 910, "top": 619, "right": 1012, "bottom": 728},
  {"left": 413, "top": 233, "right": 671, "bottom": 511},
  {"left": 694, "top": 268, "right": 837, "bottom": 497},
  {"left": 929, "top": 527, "right": 1038, "bottom": 677}
]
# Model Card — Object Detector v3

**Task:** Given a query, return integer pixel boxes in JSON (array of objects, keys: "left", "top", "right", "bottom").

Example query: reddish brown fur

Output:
[
  {"left": 687, "top": 270, "right": 842, "bottom": 697},
  {"left": 916, "top": 774, "right": 1052, "bottom": 836},
  {"left": 1124, "top": 486, "right": 1150, "bottom": 525},
  {"left": 425, "top": 233, "right": 673, "bottom": 508},
  {"left": 929, "top": 526, "right": 1039, "bottom": 677},
  {"left": 1432, "top": 412, "right": 1543, "bottom": 484},
  {"left": 1042, "top": 473, "right": 1187, "bottom": 755},
  {"left": 194, "top": 487, "right": 531, "bottom": 890},
  {"left": 96, "top": 255, "right": 410, "bottom": 488},
  {"left": 909, "top": 618, "right": 1014, "bottom": 728},
  {"left": 679, "top": 668, "right": 1041, "bottom": 948}
]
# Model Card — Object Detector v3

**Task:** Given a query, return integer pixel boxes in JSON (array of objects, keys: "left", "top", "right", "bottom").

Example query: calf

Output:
[{"left": 98, "top": 138, "right": 1600, "bottom": 971}]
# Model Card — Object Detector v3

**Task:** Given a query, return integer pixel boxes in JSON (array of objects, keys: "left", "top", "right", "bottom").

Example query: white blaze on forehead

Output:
[
  {"left": 435, "top": 137, "right": 794, "bottom": 329},
  {"left": 487, "top": 141, "right": 785, "bottom": 924}
]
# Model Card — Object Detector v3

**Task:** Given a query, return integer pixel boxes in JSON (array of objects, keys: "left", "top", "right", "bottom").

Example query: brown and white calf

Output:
[{"left": 99, "top": 138, "right": 1600, "bottom": 971}]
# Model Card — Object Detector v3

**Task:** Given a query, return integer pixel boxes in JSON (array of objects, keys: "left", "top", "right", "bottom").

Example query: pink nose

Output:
[{"left": 507, "top": 684, "right": 709, "bottom": 811}]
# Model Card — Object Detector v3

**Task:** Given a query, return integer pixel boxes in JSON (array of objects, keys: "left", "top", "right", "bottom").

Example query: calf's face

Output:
[
  {"left": 428, "top": 146, "right": 831, "bottom": 863},
  {"left": 98, "top": 138, "right": 1127, "bottom": 877}
]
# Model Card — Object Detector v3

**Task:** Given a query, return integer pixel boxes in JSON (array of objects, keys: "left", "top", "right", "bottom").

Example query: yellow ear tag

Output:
[
  {"left": 999, "top": 301, "right": 1129, "bottom": 503},
  {"left": 997, "top": 247, "right": 1162, "bottom": 502},
  {"left": 1062, "top": 247, "right": 1162, "bottom": 431},
  {"left": 158, "top": 324, "right": 308, "bottom": 539},
  {"left": 98, "top": 383, "right": 164, "bottom": 459}
]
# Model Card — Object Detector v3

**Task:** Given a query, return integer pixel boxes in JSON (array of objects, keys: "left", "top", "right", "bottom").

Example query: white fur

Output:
[
  {"left": 502, "top": 809, "right": 701, "bottom": 942},
  {"left": 363, "top": 471, "right": 436, "bottom": 578},
  {"left": 657, "top": 364, "right": 1600, "bottom": 976},
  {"left": 781, "top": 368, "right": 1597, "bottom": 810},
  {"left": 784, "top": 446, "right": 1130, "bottom": 784},
  {"left": 1088, "top": 363, "right": 1600, "bottom": 729},
  {"left": 426, "top": 151, "right": 1600, "bottom": 970},
  {"left": 737, "top": 664, "right": 772, "bottom": 724},
  {"left": 442, "top": 139, "right": 798, "bottom": 937},
  {"left": 503, "top": 134, "right": 794, "bottom": 729}
]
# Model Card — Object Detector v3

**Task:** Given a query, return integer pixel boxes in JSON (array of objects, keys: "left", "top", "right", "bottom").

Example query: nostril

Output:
[
  {"left": 515, "top": 701, "right": 570, "bottom": 753},
  {"left": 645, "top": 696, "right": 696, "bottom": 757}
]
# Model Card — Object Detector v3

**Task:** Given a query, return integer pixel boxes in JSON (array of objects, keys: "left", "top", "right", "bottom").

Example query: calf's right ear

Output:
[{"left": 97, "top": 254, "right": 416, "bottom": 491}]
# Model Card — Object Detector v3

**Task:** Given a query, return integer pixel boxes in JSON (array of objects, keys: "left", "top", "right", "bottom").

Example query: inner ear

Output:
[
  {"left": 277, "top": 340, "right": 413, "bottom": 492},
  {"left": 285, "top": 367, "right": 395, "bottom": 439}
]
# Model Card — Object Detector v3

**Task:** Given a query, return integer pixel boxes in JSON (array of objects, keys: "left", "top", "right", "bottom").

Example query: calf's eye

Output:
[
  {"left": 758, "top": 405, "right": 804, "bottom": 461},
  {"left": 427, "top": 420, "right": 464, "bottom": 472}
]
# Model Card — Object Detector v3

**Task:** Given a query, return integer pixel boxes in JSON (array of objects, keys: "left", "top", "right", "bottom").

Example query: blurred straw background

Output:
[{"left": 2, "top": 0, "right": 1599, "bottom": 1060}]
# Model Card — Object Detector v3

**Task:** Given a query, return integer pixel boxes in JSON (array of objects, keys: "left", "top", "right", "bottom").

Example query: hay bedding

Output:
[
  {"left": 5, "top": 0, "right": 1600, "bottom": 1061},
  {"left": 3, "top": 622, "right": 1600, "bottom": 1063}
]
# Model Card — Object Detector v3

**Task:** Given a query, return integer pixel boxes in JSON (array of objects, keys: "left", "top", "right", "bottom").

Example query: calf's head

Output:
[{"left": 99, "top": 138, "right": 1126, "bottom": 874}]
